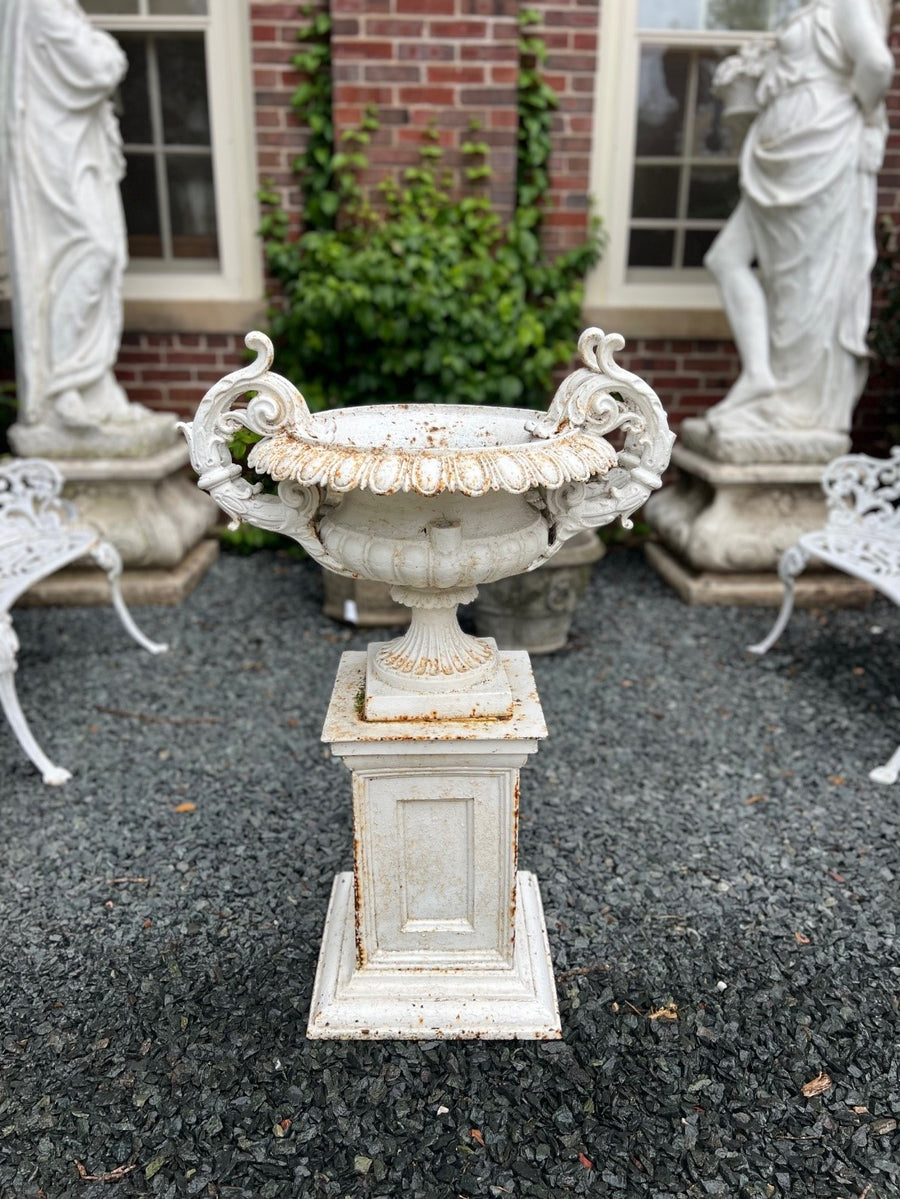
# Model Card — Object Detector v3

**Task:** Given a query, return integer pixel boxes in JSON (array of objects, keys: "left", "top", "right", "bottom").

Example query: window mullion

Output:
[
  {"left": 145, "top": 35, "right": 173, "bottom": 261},
  {"left": 674, "top": 50, "right": 701, "bottom": 268}
]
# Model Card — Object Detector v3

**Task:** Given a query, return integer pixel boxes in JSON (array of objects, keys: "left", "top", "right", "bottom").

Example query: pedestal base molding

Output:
[
  {"left": 645, "top": 542, "right": 873, "bottom": 607},
  {"left": 17, "top": 539, "right": 219, "bottom": 607},
  {"left": 645, "top": 444, "right": 833, "bottom": 575},
  {"left": 307, "top": 871, "right": 561, "bottom": 1040},
  {"left": 679, "top": 417, "right": 849, "bottom": 466}
]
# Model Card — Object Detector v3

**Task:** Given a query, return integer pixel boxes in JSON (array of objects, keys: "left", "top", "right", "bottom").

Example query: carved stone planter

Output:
[
  {"left": 181, "top": 328, "right": 673, "bottom": 1039},
  {"left": 320, "top": 567, "right": 410, "bottom": 627},
  {"left": 472, "top": 529, "right": 605, "bottom": 654}
]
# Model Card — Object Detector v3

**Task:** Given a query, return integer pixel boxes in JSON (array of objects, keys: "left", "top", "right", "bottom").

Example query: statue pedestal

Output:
[
  {"left": 308, "top": 650, "right": 561, "bottom": 1040},
  {"left": 13, "top": 443, "right": 219, "bottom": 606},
  {"left": 644, "top": 443, "right": 873, "bottom": 607}
]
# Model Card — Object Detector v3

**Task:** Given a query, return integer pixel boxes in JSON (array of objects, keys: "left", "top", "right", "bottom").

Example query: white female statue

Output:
[
  {"left": 690, "top": 0, "right": 893, "bottom": 462},
  {"left": 0, "top": 0, "right": 174, "bottom": 456}
]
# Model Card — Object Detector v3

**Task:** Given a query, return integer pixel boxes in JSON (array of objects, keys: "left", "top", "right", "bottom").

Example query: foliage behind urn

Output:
[{"left": 258, "top": 8, "right": 604, "bottom": 415}]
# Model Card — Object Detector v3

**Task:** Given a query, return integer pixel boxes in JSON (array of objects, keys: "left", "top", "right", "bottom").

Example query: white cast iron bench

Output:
[
  {"left": 748, "top": 447, "right": 900, "bottom": 784},
  {"left": 1, "top": 458, "right": 167, "bottom": 785}
]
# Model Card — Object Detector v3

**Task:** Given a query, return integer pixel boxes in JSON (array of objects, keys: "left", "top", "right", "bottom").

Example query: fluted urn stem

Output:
[{"left": 372, "top": 585, "right": 496, "bottom": 694}]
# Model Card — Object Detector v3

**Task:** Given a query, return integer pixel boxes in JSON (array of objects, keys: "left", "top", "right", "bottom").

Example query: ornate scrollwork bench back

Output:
[
  {"left": 748, "top": 447, "right": 900, "bottom": 784},
  {"left": 0, "top": 458, "right": 167, "bottom": 785}
]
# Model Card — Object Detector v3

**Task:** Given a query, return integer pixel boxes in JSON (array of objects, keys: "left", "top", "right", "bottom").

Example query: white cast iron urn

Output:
[{"left": 182, "top": 328, "right": 673, "bottom": 1039}]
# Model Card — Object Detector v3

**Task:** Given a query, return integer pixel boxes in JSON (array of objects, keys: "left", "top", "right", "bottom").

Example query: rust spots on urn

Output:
[
  {"left": 510, "top": 778, "right": 520, "bottom": 947},
  {"left": 353, "top": 834, "right": 366, "bottom": 970}
]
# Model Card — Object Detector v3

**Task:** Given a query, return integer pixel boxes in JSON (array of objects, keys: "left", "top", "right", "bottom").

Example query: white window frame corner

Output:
[
  {"left": 89, "top": 0, "right": 264, "bottom": 323},
  {"left": 585, "top": 0, "right": 773, "bottom": 336}
]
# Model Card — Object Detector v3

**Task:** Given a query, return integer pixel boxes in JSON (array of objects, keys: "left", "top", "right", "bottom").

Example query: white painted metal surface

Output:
[
  {"left": 0, "top": 458, "right": 166, "bottom": 784},
  {"left": 749, "top": 447, "right": 900, "bottom": 784},
  {"left": 181, "top": 327, "right": 673, "bottom": 718},
  {"left": 310, "top": 652, "right": 558, "bottom": 1040},
  {"left": 182, "top": 328, "right": 673, "bottom": 1038}
]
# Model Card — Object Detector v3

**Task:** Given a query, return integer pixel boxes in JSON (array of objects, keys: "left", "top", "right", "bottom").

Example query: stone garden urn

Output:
[
  {"left": 472, "top": 527, "right": 606, "bottom": 654},
  {"left": 181, "top": 327, "right": 674, "bottom": 1039}
]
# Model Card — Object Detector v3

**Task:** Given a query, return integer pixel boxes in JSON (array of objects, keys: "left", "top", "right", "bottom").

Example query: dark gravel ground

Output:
[{"left": 0, "top": 547, "right": 898, "bottom": 1199}]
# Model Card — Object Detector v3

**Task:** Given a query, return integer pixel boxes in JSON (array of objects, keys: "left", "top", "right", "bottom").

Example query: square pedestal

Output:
[
  {"left": 307, "top": 871, "right": 560, "bottom": 1040},
  {"left": 308, "top": 650, "right": 561, "bottom": 1040}
]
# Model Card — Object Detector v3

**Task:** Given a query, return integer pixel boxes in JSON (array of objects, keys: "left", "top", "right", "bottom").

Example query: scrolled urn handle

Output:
[
  {"left": 179, "top": 331, "right": 343, "bottom": 569},
  {"left": 527, "top": 328, "right": 675, "bottom": 544}
]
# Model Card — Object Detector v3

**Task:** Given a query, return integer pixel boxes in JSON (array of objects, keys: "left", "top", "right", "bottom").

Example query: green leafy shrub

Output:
[{"left": 259, "top": 8, "right": 604, "bottom": 414}]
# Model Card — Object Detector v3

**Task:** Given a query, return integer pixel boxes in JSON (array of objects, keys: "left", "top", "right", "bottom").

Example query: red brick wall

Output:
[
  {"left": 112, "top": 0, "right": 900, "bottom": 456},
  {"left": 330, "top": 0, "right": 520, "bottom": 215},
  {"left": 114, "top": 335, "right": 248, "bottom": 413},
  {"left": 116, "top": 3, "right": 313, "bottom": 415},
  {"left": 527, "top": 0, "right": 599, "bottom": 255},
  {"left": 251, "top": 1, "right": 318, "bottom": 239}
]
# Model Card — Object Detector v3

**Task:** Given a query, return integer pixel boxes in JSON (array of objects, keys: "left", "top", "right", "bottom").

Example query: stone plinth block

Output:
[
  {"left": 644, "top": 445, "right": 875, "bottom": 606},
  {"left": 646, "top": 444, "right": 831, "bottom": 568},
  {"left": 18, "top": 539, "right": 219, "bottom": 608},
  {"left": 52, "top": 443, "right": 217, "bottom": 569},
  {"left": 308, "top": 650, "right": 561, "bottom": 1041}
]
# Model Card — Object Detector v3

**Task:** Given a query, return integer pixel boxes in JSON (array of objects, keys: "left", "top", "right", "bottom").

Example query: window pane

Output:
[
  {"left": 705, "top": 0, "right": 803, "bottom": 30},
  {"left": 157, "top": 36, "right": 210, "bottom": 145},
  {"left": 687, "top": 166, "right": 740, "bottom": 218},
  {"left": 639, "top": 0, "right": 802, "bottom": 31},
  {"left": 632, "top": 166, "right": 681, "bottom": 219},
  {"left": 684, "top": 229, "right": 720, "bottom": 266},
  {"left": 167, "top": 155, "right": 218, "bottom": 258},
  {"left": 704, "top": 0, "right": 771, "bottom": 30},
  {"left": 638, "top": 0, "right": 702, "bottom": 29},
  {"left": 81, "top": 0, "right": 139, "bottom": 12},
  {"left": 692, "top": 52, "right": 734, "bottom": 156},
  {"left": 635, "top": 48, "right": 689, "bottom": 157},
  {"left": 113, "top": 34, "right": 153, "bottom": 145},
  {"left": 121, "top": 154, "right": 162, "bottom": 258},
  {"left": 150, "top": 0, "right": 208, "bottom": 11},
  {"left": 629, "top": 228, "right": 675, "bottom": 267}
]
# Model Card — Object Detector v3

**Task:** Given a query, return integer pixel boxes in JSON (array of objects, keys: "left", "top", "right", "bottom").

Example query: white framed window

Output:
[
  {"left": 586, "top": 0, "right": 799, "bottom": 322},
  {"left": 82, "top": 0, "right": 262, "bottom": 311}
]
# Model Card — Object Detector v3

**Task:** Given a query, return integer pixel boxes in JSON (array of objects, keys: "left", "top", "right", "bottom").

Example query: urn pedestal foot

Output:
[
  {"left": 307, "top": 871, "right": 561, "bottom": 1040},
  {"left": 311, "top": 650, "right": 560, "bottom": 1041},
  {"left": 364, "top": 641, "right": 514, "bottom": 721}
]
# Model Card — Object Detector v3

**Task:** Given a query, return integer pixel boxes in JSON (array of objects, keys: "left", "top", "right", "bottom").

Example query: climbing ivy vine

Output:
[{"left": 257, "top": 4, "right": 604, "bottom": 413}]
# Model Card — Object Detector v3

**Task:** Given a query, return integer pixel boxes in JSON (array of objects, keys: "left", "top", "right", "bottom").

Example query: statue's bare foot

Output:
[
  {"left": 707, "top": 371, "right": 776, "bottom": 432},
  {"left": 54, "top": 389, "right": 101, "bottom": 431}
]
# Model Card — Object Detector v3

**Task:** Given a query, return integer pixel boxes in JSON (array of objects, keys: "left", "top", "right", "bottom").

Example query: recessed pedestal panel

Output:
[{"left": 309, "top": 650, "right": 560, "bottom": 1040}]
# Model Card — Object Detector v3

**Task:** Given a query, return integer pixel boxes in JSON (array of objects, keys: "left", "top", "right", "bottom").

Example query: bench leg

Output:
[
  {"left": 90, "top": 542, "right": 168, "bottom": 656},
  {"left": 869, "top": 744, "right": 900, "bottom": 786},
  {"left": 0, "top": 616, "right": 71, "bottom": 785},
  {"left": 747, "top": 544, "right": 811, "bottom": 656}
]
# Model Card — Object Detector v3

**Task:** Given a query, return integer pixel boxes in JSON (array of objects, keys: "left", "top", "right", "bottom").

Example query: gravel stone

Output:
[{"left": 0, "top": 548, "right": 897, "bottom": 1198}]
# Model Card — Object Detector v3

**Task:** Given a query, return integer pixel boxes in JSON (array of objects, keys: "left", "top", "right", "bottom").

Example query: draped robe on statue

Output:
[
  {"left": 0, "top": 0, "right": 174, "bottom": 453},
  {"left": 704, "top": 0, "right": 889, "bottom": 443}
]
